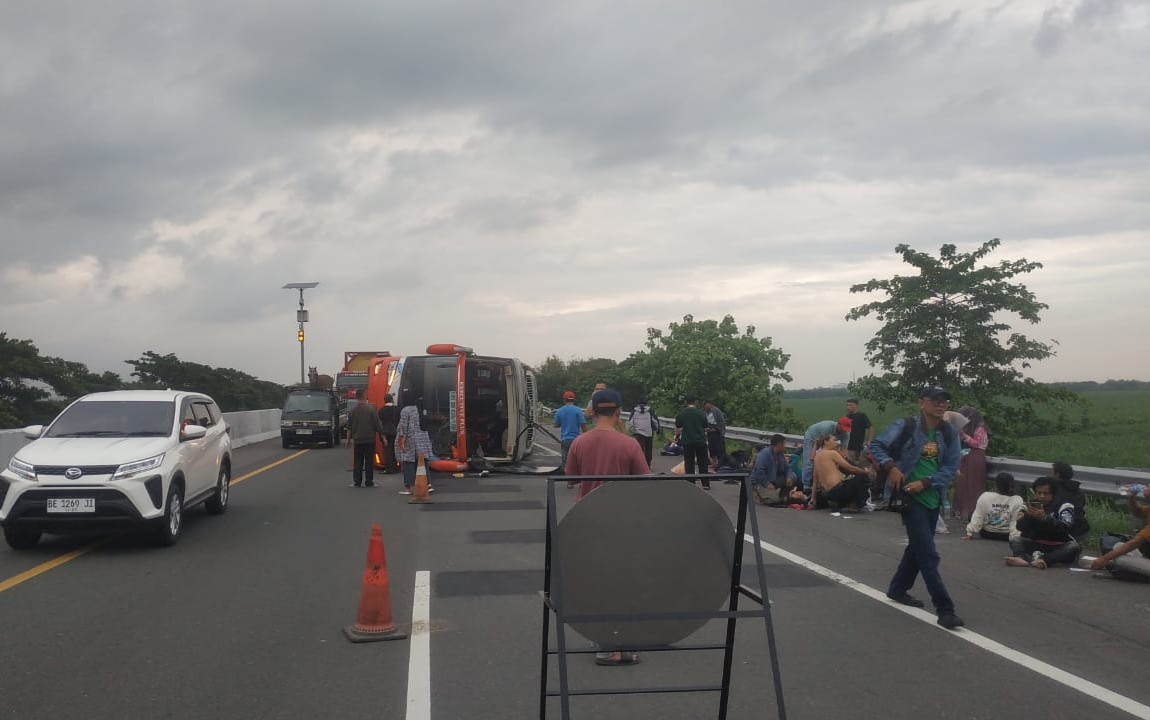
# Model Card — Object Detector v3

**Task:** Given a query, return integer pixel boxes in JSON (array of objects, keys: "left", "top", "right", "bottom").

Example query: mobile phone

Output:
[{"left": 1028, "top": 500, "right": 1042, "bottom": 508}]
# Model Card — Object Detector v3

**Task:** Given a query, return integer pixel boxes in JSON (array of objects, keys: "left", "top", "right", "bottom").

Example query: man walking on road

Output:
[
  {"left": 553, "top": 390, "right": 587, "bottom": 487},
  {"left": 347, "top": 389, "right": 386, "bottom": 488},
  {"left": 674, "top": 395, "right": 711, "bottom": 490},
  {"left": 627, "top": 397, "right": 660, "bottom": 469},
  {"left": 565, "top": 388, "right": 651, "bottom": 666},
  {"left": 703, "top": 400, "right": 727, "bottom": 474},
  {"left": 870, "top": 386, "right": 964, "bottom": 630}
]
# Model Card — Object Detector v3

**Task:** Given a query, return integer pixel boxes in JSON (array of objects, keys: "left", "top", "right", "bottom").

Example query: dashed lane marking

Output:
[{"left": 407, "top": 570, "right": 432, "bottom": 720}]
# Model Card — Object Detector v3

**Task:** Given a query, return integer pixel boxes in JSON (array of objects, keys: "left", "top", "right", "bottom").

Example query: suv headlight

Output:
[
  {"left": 112, "top": 454, "right": 165, "bottom": 481},
  {"left": 281, "top": 421, "right": 293, "bottom": 428},
  {"left": 7, "top": 457, "right": 36, "bottom": 482},
  {"left": 316, "top": 420, "right": 332, "bottom": 427}
]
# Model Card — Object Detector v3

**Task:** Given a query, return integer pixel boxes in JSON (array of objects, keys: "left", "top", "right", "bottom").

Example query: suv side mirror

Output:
[
  {"left": 180, "top": 424, "right": 208, "bottom": 441},
  {"left": 22, "top": 425, "right": 44, "bottom": 439}
]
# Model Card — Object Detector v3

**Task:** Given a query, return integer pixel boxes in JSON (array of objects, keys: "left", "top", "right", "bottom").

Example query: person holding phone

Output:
[{"left": 1005, "top": 476, "right": 1082, "bottom": 569}]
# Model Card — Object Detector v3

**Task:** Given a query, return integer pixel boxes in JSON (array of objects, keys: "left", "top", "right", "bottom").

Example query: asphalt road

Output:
[{"left": 2, "top": 436, "right": 1148, "bottom": 720}]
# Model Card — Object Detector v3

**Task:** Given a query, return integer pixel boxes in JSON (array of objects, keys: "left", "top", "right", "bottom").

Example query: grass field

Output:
[{"left": 782, "top": 390, "right": 1150, "bottom": 470}]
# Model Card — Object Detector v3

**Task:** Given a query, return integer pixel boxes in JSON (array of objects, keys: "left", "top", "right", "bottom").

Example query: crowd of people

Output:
[{"left": 554, "top": 382, "right": 1150, "bottom": 633}]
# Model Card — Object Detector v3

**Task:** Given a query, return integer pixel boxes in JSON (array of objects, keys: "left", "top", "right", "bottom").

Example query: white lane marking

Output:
[
  {"left": 533, "top": 443, "right": 561, "bottom": 457},
  {"left": 746, "top": 534, "right": 1150, "bottom": 720},
  {"left": 407, "top": 570, "right": 431, "bottom": 720}
]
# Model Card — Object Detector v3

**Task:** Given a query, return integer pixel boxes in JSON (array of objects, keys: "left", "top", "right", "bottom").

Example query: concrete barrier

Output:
[{"left": 0, "top": 409, "right": 283, "bottom": 467}]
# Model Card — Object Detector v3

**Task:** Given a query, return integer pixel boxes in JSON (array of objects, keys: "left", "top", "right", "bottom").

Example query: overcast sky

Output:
[{"left": 2, "top": 0, "right": 1147, "bottom": 390}]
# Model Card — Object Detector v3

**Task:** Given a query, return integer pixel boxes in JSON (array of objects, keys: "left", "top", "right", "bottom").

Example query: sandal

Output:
[{"left": 594, "top": 651, "right": 640, "bottom": 666}]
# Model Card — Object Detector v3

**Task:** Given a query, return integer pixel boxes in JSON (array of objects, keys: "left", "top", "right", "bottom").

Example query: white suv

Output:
[{"left": 0, "top": 390, "right": 233, "bottom": 549}]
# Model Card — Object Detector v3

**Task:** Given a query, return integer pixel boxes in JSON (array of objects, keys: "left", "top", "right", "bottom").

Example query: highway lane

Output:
[{"left": 1, "top": 437, "right": 1148, "bottom": 719}]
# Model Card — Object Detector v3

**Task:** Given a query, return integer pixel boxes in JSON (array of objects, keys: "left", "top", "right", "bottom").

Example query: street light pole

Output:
[{"left": 282, "top": 282, "right": 319, "bottom": 385}]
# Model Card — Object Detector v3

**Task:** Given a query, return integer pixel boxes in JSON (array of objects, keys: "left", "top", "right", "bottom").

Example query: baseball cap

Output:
[
  {"left": 837, "top": 417, "right": 852, "bottom": 432},
  {"left": 591, "top": 388, "right": 622, "bottom": 412},
  {"left": 919, "top": 386, "right": 952, "bottom": 401},
  {"left": 562, "top": 390, "right": 576, "bottom": 401}
]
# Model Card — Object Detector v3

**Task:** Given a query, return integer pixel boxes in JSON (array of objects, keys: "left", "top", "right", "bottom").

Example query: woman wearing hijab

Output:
[{"left": 952, "top": 406, "right": 989, "bottom": 520}]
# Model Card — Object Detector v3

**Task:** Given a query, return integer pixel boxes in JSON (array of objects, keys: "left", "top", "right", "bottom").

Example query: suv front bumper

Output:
[{"left": 0, "top": 473, "right": 166, "bottom": 530}]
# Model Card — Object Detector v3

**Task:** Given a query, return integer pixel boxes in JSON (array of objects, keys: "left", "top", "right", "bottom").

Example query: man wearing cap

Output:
[
  {"left": 565, "top": 387, "right": 650, "bottom": 666},
  {"left": 553, "top": 390, "right": 587, "bottom": 487},
  {"left": 869, "top": 386, "right": 964, "bottom": 630}
]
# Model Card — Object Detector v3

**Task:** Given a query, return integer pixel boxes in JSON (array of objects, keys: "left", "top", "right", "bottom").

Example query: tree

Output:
[
  {"left": 622, "top": 315, "right": 797, "bottom": 432},
  {"left": 532, "top": 356, "right": 626, "bottom": 407},
  {"left": 0, "top": 333, "right": 126, "bottom": 427},
  {"left": 845, "top": 240, "right": 1080, "bottom": 453},
  {"left": 126, "top": 351, "right": 285, "bottom": 411}
]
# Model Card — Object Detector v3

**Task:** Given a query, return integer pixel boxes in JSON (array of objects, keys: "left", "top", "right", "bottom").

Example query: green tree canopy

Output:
[
  {"left": 845, "top": 240, "right": 1079, "bottom": 452},
  {"left": 622, "top": 315, "right": 797, "bottom": 432},
  {"left": 126, "top": 351, "right": 285, "bottom": 411},
  {"left": 0, "top": 333, "right": 125, "bottom": 427}
]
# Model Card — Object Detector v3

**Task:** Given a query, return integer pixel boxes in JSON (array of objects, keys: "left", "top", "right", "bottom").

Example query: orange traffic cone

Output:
[
  {"left": 343, "top": 524, "right": 408, "bottom": 643},
  {"left": 409, "top": 453, "right": 432, "bottom": 504}
]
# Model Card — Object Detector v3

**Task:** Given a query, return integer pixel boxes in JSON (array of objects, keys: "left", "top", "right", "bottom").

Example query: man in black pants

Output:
[
  {"left": 347, "top": 389, "right": 385, "bottom": 487},
  {"left": 674, "top": 395, "right": 711, "bottom": 490},
  {"left": 1005, "top": 476, "right": 1083, "bottom": 569}
]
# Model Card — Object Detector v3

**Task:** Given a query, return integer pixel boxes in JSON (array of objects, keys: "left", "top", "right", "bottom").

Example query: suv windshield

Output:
[
  {"left": 284, "top": 392, "right": 332, "bottom": 413},
  {"left": 46, "top": 401, "right": 175, "bottom": 438}
]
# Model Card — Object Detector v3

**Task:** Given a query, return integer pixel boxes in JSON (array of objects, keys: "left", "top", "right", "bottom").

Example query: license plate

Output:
[
  {"left": 47, "top": 497, "right": 96, "bottom": 513},
  {"left": 296, "top": 429, "right": 312, "bottom": 435}
]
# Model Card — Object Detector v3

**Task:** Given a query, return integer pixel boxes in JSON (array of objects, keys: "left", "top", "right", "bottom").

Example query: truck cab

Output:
[{"left": 280, "top": 386, "right": 345, "bottom": 448}]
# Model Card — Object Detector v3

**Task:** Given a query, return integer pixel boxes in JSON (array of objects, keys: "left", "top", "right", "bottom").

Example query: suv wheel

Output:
[
  {"left": 3, "top": 526, "right": 42, "bottom": 550},
  {"left": 281, "top": 434, "right": 291, "bottom": 449},
  {"left": 205, "top": 463, "right": 230, "bottom": 515},
  {"left": 154, "top": 484, "right": 184, "bottom": 546}
]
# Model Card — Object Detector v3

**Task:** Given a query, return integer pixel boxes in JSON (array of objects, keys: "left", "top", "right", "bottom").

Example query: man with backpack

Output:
[
  {"left": 627, "top": 397, "right": 660, "bottom": 469},
  {"left": 869, "top": 386, "right": 964, "bottom": 631}
]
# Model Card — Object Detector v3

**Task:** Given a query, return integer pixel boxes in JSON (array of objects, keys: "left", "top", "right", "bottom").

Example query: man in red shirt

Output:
[{"left": 564, "top": 387, "right": 650, "bottom": 664}]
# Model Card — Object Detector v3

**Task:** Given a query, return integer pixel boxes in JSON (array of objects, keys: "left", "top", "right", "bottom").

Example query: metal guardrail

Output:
[{"left": 640, "top": 414, "right": 1149, "bottom": 499}]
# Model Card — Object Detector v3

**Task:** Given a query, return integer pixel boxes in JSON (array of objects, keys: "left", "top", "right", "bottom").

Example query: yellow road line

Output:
[
  {"left": 230, "top": 449, "right": 309, "bottom": 486},
  {"left": 0, "top": 544, "right": 104, "bottom": 594},
  {"left": 0, "top": 448, "right": 310, "bottom": 595}
]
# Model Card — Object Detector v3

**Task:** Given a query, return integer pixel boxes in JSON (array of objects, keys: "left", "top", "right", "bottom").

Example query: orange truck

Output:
[
  {"left": 335, "top": 351, "right": 390, "bottom": 414},
  {"left": 364, "top": 344, "right": 536, "bottom": 472}
]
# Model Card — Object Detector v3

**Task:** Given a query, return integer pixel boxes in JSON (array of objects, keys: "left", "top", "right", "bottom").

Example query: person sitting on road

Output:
[
  {"left": 1052, "top": 461, "right": 1090, "bottom": 542},
  {"left": 1005, "top": 476, "right": 1082, "bottom": 569},
  {"left": 1090, "top": 484, "right": 1150, "bottom": 572},
  {"left": 810, "top": 434, "right": 875, "bottom": 512},
  {"left": 659, "top": 436, "right": 683, "bottom": 456},
  {"left": 962, "top": 472, "right": 1024, "bottom": 541},
  {"left": 749, "top": 434, "right": 798, "bottom": 505}
]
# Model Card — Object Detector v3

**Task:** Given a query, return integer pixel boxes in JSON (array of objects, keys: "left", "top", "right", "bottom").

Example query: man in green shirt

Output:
[
  {"left": 674, "top": 395, "right": 711, "bottom": 490},
  {"left": 869, "top": 386, "right": 964, "bottom": 630}
]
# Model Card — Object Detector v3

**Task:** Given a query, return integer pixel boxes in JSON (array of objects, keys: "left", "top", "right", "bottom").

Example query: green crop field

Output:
[{"left": 781, "top": 390, "right": 1150, "bottom": 471}]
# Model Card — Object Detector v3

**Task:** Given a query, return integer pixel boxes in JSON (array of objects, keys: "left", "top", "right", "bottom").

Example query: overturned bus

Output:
[{"left": 365, "top": 344, "right": 536, "bottom": 472}]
